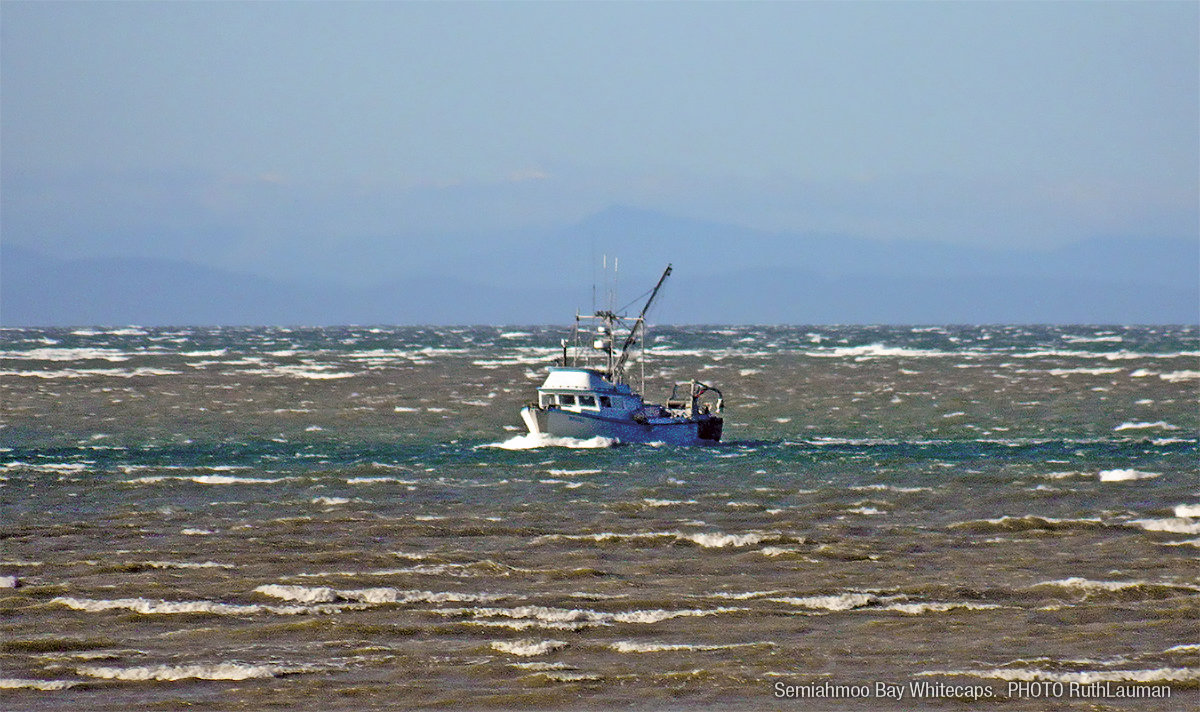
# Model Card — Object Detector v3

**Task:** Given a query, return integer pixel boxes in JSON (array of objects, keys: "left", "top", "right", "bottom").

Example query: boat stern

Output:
[{"left": 697, "top": 415, "right": 723, "bottom": 443}]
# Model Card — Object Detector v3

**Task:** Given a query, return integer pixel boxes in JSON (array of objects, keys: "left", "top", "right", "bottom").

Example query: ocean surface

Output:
[{"left": 1, "top": 324, "right": 1197, "bottom": 711}]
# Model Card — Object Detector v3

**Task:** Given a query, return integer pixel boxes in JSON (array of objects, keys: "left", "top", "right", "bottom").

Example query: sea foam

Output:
[
  {"left": 609, "top": 640, "right": 773, "bottom": 653},
  {"left": 491, "top": 639, "right": 567, "bottom": 656},
  {"left": 1129, "top": 518, "right": 1200, "bottom": 535},
  {"left": 254, "top": 584, "right": 505, "bottom": 605},
  {"left": 769, "top": 593, "right": 878, "bottom": 611},
  {"left": 51, "top": 595, "right": 351, "bottom": 616},
  {"left": 1113, "top": 421, "right": 1180, "bottom": 431},
  {"left": 1097, "top": 469, "right": 1160, "bottom": 482},
  {"left": 0, "top": 678, "right": 77, "bottom": 690},
  {"left": 77, "top": 662, "right": 319, "bottom": 681}
]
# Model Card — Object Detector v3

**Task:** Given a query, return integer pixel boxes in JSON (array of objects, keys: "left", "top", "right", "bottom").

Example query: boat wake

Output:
[{"left": 485, "top": 433, "right": 617, "bottom": 450}]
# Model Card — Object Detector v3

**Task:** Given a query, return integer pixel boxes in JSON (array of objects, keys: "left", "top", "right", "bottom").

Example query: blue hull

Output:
[{"left": 522, "top": 406, "right": 722, "bottom": 445}]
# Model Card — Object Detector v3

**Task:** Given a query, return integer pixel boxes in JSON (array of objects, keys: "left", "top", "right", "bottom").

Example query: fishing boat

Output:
[{"left": 519, "top": 264, "right": 725, "bottom": 445}]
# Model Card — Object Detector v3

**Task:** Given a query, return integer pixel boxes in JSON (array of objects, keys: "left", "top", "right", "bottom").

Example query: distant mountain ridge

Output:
[
  {"left": 2, "top": 206, "right": 1196, "bottom": 325},
  {"left": 0, "top": 245, "right": 574, "bottom": 327}
]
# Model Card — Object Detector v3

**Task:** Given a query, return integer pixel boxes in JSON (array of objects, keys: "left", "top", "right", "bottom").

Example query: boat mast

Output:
[{"left": 612, "top": 264, "right": 672, "bottom": 383}]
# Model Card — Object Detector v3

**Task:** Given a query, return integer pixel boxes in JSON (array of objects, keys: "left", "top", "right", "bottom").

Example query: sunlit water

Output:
[{"left": 2, "top": 325, "right": 1197, "bottom": 710}]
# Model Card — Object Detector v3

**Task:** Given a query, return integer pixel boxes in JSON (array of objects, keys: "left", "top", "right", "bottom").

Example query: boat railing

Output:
[{"left": 668, "top": 380, "right": 724, "bottom": 415}]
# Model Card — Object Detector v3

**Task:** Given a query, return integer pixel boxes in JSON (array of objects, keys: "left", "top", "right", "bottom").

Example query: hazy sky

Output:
[{"left": 3, "top": 1, "right": 1197, "bottom": 284}]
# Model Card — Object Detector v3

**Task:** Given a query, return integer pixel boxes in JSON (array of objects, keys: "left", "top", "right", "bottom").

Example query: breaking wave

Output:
[
  {"left": 76, "top": 662, "right": 321, "bottom": 681},
  {"left": 491, "top": 639, "right": 567, "bottom": 656},
  {"left": 433, "top": 604, "right": 744, "bottom": 630},
  {"left": 1098, "top": 469, "right": 1161, "bottom": 482},
  {"left": 51, "top": 595, "right": 354, "bottom": 616},
  {"left": 769, "top": 593, "right": 878, "bottom": 611},
  {"left": 950, "top": 516, "right": 1105, "bottom": 533},
  {"left": 609, "top": 640, "right": 774, "bottom": 653},
  {"left": 253, "top": 584, "right": 505, "bottom": 605},
  {"left": 534, "top": 530, "right": 795, "bottom": 548},
  {"left": 0, "top": 678, "right": 78, "bottom": 690}
]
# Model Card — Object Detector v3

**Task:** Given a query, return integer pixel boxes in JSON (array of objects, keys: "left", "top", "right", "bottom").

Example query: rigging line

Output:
[{"left": 617, "top": 287, "right": 656, "bottom": 315}]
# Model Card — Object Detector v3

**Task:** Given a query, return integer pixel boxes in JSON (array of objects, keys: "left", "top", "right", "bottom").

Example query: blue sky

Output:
[{"left": 2, "top": 1, "right": 1197, "bottom": 285}]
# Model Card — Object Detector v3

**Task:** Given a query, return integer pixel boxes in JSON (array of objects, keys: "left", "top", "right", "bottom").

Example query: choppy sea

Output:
[{"left": 1, "top": 324, "right": 1197, "bottom": 710}]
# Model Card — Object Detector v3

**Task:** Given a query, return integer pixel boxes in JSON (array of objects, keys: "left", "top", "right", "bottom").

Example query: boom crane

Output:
[{"left": 612, "top": 264, "right": 672, "bottom": 381}]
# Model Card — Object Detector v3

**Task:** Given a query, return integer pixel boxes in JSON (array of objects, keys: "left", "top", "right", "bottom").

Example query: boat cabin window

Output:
[
  {"left": 599, "top": 396, "right": 612, "bottom": 408},
  {"left": 559, "top": 394, "right": 576, "bottom": 406},
  {"left": 579, "top": 395, "right": 596, "bottom": 408}
]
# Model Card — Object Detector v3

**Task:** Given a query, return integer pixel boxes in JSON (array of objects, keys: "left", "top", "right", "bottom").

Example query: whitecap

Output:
[
  {"left": 254, "top": 584, "right": 505, "bottom": 605},
  {"left": 51, "top": 595, "right": 350, "bottom": 616},
  {"left": 609, "top": 640, "right": 773, "bottom": 653},
  {"left": 255, "top": 584, "right": 338, "bottom": 604},
  {"left": 1, "top": 347, "right": 131, "bottom": 362},
  {"left": 77, "top": 662, "right": 319, "bottom": 681},
  {"left": 1114, "top": 421, "right": 1180, "bottom": 432},
  {"left": 1130, "top": 518, "right": 1200, "bottom": 535},
  {"left": 2, "top": 461, "right": 89, "bottom": 474},
  {"left": 1034, "top": 577, "right": 1200, "bottom": 593},
  {"left": 769, "top": 593, "right": 877, "bottom": 611},
  {"left": 759, "top": 546, "right": 806, "bottom": 558},
  {"left": 1097, "top": 469, "right": 1160, "bottom": 482},
  {"left": 126, "top": 474, "right": 289, "bottom": 485},
  {"left": 1047, "top": 367, "right": 1122, "bottom": 376},
  {"left": 0, "top": 367, "right": 181, "bottom": 378},
  {"left": 1036, "top": 471, "right": 1086, "bottom": 480},
  {"left": 612, "top": 607, "right": 742, "bottom": 624},
  {"left": 1158, "top": 538, "right": 1200, "bottom": 547},
  {"left": 681, "top": 532, "right": 767, "bottom": 548},
  {"left": 881, "top": 601, "right": 1002, "bottom": 614},
  {"left": 435, "top": 604, "right": 742, "bottom": 628},
  {"left": 1153, "top": 437, "right": 1192, "bottom": 445},
  {"left": 855, "top": 484, "right": 934, "bottom": 493},
  {"left": 1063, "top": 334, "right": 1124, "bottom": 344},
  {"left": 509, "top": 661, "right": 572, "bottom": 671},
  {"left": 238, "top": 365, "right": 357, "bottom": 380},
  {"left": 536, "top": 530, "right": 785, "bottom": 549},
  {"left": 0, "top": 678, "right": 77, "bottom": 690},
  {"left": 846, "top": 506, "right": 885, "bottom": 515},
  {"left": 346, "top": 476, "right": 419, "bottom": 485},
  {"left": 1173, "top": 504, "right": 1200, "bottom": 518},
  {"left": 707, "top": 590, "right": 783, "bottom": 600},
  {"left": 526, "top": 670, "right": 603, "bottom": 682},
  {"left": 491, "top": 639, "right": 567, "bottom": 656},
  {"left": 808, "top": 344, "right": 959, "bottom": 360}
]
